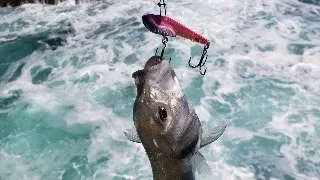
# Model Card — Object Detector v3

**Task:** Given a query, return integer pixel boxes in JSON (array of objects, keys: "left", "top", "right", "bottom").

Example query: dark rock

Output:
[
  {"left": 0, "top": 0, "right": 77, "bottom": 7},
  {"left": 1, "top": 0, "right": 36, "bottom": 7},
  {"left": 298, "top": 0, "right": 320, "bottom": 6}
]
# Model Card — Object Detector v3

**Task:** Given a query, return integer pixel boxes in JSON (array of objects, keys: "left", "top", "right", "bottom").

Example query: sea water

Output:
[{"left": 0, "top": 0, "right": 319, "bottom": 179}]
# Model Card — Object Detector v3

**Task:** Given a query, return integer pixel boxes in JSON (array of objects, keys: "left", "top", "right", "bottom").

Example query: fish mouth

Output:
[
  {"left": 144, "top": 55, "right": 163, "bottom": 70},
  {"left": 132, "top": 56, "right": 164, "bottom": 91},
  {"left": 132, "top": 69, "right": 145, "bottom": 92},
  {"left": 132, "top": 69, "right": 145, "bottom": 81},
  {"left": 132, "top": 55, "right": 182, "bottom": 99},
  {"left": 132, "top": 56, "right": 164, "bottom": 85}
]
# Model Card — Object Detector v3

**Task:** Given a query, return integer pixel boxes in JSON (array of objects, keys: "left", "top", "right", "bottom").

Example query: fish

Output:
[{"left": 124, "top": 56, "right": 226, "bottom": 180}]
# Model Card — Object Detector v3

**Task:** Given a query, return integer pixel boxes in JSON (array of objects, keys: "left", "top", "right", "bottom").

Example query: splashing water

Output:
[{"left": 0, "top": 0, "right": 319, "bottom": 179}]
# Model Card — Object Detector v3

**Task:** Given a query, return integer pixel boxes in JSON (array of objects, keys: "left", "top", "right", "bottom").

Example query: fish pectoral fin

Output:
[
  {"left": 124, "top": 127, "right": 141, "bottom": 143},
  {"left": 193, "top": 152, "right": 212, "bottom": 176},
  {"left": 200, "top": 125, "right": 227, "bottom": 148}
]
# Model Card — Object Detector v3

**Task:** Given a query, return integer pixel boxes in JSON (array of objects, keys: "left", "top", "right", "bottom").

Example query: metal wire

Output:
[{"left": 158, "top": 0, "right": 167, "bottom": 16}]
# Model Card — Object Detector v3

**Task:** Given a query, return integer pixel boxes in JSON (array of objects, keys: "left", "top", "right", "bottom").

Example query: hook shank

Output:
[{"left": 188, "top": 42, "right": 210, "bottom": 75}]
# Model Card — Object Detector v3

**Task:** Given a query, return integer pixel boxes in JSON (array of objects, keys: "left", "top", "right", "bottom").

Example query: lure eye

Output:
[{"left": 158, "top": 107, "right": 167, "bottom": 122}]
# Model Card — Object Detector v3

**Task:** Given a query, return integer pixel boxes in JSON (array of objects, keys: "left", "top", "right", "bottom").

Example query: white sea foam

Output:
[{"left": 0, "top": 0, "right": 319, "bottom": 179}]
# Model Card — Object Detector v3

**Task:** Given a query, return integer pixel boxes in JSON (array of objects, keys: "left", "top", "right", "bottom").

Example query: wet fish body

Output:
[{"left": 125, "top": 56, "right": 226, "bottom": 180}]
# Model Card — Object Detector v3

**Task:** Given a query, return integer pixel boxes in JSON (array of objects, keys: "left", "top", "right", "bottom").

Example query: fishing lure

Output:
[
  {"left": 142, "top": 14, "right": 209, "bottom": 45},
  {"left": 142, "top": 0, "right": 210, "bottom": 75}
]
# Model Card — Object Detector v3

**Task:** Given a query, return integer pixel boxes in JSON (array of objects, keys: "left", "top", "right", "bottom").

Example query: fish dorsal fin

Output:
[
  {"left": 200, "top": 125, "right": 226, "bottom": 148},
  {"left": 193, "top": 152, "right": 212, "bottom": 176},
  {"left": 124, "top": 127, "right": 141, "bottom": 143}
]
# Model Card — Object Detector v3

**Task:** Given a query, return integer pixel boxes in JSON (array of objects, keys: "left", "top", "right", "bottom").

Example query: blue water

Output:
[{"left": 0, "top": 0, "right": 319, "bottom": 179}]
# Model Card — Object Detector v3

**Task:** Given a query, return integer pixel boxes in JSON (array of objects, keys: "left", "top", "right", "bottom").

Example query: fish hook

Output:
[
  {"left": 188, "top": 43, "right": 210, "bottom": 75},
  {"left": 155, "top": 36, "right": 170, "bottom": 60}
]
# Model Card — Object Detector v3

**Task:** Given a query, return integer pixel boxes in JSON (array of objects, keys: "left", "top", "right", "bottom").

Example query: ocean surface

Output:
[{"left": 0, "top": 0, "right": 319, "bottom": 179}]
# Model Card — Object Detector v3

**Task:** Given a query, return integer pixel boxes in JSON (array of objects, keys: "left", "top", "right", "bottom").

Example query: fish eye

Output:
[{"left": 158, "top": 107, "right": 167, "bottom": 122}]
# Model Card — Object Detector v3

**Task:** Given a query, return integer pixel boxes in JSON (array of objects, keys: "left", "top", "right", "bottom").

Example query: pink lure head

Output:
[{"left": 142, "top": 14, "right": 176, "bottom": 37}]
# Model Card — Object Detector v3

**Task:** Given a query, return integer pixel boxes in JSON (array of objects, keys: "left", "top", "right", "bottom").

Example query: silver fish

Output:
[{"left": 124, "top": 56, "right": 226, "bottom": 180}]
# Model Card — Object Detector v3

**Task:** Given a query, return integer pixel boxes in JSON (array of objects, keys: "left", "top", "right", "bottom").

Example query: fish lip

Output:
[
  {"left": 132, "top": 69, "right": 145, "bottom": 79},
  {"left": 132, "top": 69, "right": 146, "bottom": 88},
  {"left": 131, "top": 56, "right": 164, "bottom": 80},
  {"left": 144, "top": 56, "right": 163, "bottom": 70}
]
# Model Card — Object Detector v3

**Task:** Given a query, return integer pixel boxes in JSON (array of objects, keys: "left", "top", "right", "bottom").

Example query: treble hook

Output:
[
  {"left": 158, "top": 0, "right": 167, "bottom": 16},
  {"left": 188, "top": 43, "right": 210, "bottom": 75},
  {"left": 155, "top": 36, "right": 169, "bottom": 60}
]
